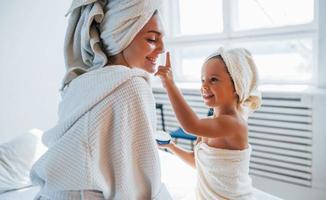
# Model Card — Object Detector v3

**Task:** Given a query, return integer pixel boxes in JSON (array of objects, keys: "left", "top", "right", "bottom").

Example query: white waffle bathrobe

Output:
[{"left": 30, "top": 65, "right": 170, "bottom": 200}]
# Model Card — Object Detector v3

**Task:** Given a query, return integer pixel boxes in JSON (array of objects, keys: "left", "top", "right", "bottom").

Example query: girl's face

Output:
[
  {"left": 122, "top": 13, "right": 165, "bottom": 73},
  {"left": 200, "top": 58, "right": 237, "bottom": 108}
]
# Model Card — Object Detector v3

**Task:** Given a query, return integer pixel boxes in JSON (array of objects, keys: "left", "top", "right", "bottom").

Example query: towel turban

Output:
[
  {"left": 62, "top": 0, "right": 162, "bottom": 89},
  {"left": 205, "top": 47, "right": 262, "bottom": 113}
]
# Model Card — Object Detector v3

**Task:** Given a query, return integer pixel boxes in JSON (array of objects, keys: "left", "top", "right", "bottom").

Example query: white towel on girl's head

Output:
[
  {"left": 205, "top": 47, "right": 262, "bottom": 114},
  {"left": 63, "top": 0, "right": 162, "bottom": 89},
  {"left": 194, "top": 142, "right": 255, "bottom": 200}
]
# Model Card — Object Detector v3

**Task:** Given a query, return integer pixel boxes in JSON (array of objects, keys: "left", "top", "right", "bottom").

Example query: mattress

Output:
[
  {"left": 0, "top": 150, "right": 282, "bottom": 200},
  {"left": 0, "top": 186, "right": 40, "bottom": 200}
]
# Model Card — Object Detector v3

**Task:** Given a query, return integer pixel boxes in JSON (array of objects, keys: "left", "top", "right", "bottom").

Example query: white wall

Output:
[
  {"left": 317, "top": 0, "right": 326, "bottom": 87},
  {"left": 0, "top": 1, "right": 70, "bottom": 143}
]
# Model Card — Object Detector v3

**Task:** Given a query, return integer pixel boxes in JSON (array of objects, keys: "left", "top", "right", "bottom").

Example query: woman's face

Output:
[
  {"left": 200, "top": 58, "right": 237, "bottom": 108},
  {"left": 123, "top": 13, "right": 165, "bottom": 73}
]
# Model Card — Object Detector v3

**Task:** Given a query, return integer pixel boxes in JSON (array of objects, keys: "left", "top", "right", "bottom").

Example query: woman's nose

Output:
[{"left": 156, "top": 39, "right": 165, "bottom": 54}]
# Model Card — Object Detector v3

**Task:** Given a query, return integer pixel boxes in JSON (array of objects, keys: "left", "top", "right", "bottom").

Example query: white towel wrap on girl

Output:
[{"left": 195, "top": 142, "right": 255, "bottom": 200}]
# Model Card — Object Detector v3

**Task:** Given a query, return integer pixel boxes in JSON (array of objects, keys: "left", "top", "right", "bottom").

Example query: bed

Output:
[{"left": 0, "top": 149, "right": 282, "bottom": 200}]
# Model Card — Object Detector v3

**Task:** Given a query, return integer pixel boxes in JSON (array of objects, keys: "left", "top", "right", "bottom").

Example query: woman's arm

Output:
[{"left": 102, "top": 76, "right": 163, "bottom": 197}]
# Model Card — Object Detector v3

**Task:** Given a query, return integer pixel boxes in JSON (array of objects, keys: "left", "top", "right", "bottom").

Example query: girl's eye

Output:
[
  {"left": 201, "top": 79, "right": 205, "bottom": 83},
  {"left": 211, "top": 78, "right": 218, "bottom": 82}
]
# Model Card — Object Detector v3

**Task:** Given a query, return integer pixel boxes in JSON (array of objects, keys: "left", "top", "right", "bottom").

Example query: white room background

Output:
[{"left": 0, "top": 0, "right": 70, "bottom": 142}]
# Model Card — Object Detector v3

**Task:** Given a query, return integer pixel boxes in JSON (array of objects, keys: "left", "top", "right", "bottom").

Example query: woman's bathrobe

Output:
[{"left": 30, "top": 65, "right": 170, "bottom": 199}]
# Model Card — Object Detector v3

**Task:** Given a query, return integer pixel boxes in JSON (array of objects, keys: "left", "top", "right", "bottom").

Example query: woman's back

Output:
[{"left": 30, "top": 66, "right": 169, "bottom": 199}]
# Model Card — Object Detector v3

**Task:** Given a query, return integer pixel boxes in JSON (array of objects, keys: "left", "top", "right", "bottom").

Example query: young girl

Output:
[{"left": 155, "top": 47, "right": 261, "bottom": 200}]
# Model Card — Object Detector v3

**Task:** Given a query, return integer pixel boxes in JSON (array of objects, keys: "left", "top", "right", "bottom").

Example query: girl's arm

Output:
[
  {"left": 155, "top": 53, "right": 238, "bottom": 138},
  {"left": 160, "top": 142, "right": 196, "bottom": 168}
]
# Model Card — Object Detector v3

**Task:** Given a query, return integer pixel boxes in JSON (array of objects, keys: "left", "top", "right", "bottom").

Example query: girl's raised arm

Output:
[{"left": 155, "top": 53, "right": 236, "bottom": 138}]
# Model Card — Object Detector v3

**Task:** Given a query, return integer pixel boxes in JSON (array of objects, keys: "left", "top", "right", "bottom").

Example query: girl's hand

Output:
[
  {"left": 158, "top": 140, "right": 175, "bottom": 150},
  {"left": 155, "top": 52, "right": 174, "bottom": 88}
]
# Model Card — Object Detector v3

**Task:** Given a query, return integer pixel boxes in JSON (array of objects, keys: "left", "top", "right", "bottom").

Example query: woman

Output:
[{"left": 30, "top": 0, "right": 171, "bottom": 199}]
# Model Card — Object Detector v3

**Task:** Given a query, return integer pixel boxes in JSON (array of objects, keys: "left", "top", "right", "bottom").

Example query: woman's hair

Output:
[{"left": 62, "top": 0, "right": 162, "bottom": 90}]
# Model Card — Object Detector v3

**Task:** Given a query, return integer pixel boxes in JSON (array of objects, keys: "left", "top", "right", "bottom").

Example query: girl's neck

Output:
[{"left": 213, "top": 104, "right": 239, "bottom": 117}]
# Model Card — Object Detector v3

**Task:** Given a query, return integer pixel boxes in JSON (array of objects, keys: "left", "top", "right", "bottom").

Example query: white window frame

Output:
[{"left": 159, "top": 0, "right": 323, "bottom": 87}]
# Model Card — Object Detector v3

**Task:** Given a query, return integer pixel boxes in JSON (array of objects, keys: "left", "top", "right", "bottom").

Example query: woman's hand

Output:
[{"left": 155, "top": 52, "right": 174, "bottom": 88}]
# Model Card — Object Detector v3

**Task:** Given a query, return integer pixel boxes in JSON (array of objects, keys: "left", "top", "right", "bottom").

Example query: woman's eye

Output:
[{"left": 146, "top": 38, "right": 157, "bottom": 43}]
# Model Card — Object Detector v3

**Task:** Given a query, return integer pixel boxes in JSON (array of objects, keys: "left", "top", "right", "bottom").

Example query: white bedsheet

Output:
[
  {"left": 0, "top": 150, "right": 282, "bottom": 200},
  {"left": 0, "top": 186, "right": 40, "bottom": 200}
]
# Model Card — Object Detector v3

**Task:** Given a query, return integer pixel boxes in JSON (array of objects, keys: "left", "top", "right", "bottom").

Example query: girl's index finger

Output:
[{"left": 165, "top": 52, "right": 171, "bottom": 68}]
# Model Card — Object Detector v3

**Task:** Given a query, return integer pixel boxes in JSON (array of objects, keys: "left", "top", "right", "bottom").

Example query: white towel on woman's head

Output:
[
  {"left": 62, "top": 0, "right": 162, "bottom": 89},
  {"left": 205, "top": 47, "right": 262, "bottom": 114}
]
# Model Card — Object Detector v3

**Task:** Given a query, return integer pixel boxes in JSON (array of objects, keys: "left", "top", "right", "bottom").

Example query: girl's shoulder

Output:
[
  {"left": 213, "top": 115, "right": 248, "bottom": 149},
  {"left": 213, "top": 114, "right": 247, "bottom": 134}
]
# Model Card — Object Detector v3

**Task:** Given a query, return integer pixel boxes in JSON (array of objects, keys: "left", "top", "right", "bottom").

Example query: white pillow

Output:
[{"left": 0, "top": 129, "right": 47, "bottom": 193}]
